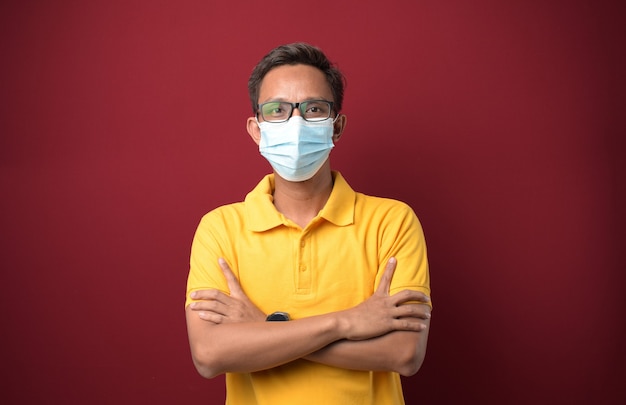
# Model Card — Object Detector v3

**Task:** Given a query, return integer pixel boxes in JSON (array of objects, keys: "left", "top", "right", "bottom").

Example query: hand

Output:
[
  {"left": 339, "top": 257, "right": 431, "bottom": 341},
  {"left": 189, "top": 258, "right": 266, "bottom": 324}
]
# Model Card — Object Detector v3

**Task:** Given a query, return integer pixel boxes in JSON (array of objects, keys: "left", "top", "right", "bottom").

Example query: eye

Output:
[
  {"left": 304, "top": 103, "right": 323, "bottom": 113},
  {"left": 262, "top": 102, "right": 288, "bottom": 118},
  {"left": 303, "top": 101, "right": 330, "bottom": 119}
]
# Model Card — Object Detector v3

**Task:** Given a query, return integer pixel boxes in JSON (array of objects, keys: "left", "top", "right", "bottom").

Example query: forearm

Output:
[
  {"left": 187, "top": 307, "right": 343, "bottom": 378},
  {"left": 187, "top": 257, "right": 431, "bottom": 378},
  {"left": 305, "top": 328, "right": 429, "bottom": 377}
]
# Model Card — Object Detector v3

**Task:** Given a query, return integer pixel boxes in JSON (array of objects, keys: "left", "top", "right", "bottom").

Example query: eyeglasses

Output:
[{"left": 257, "top": 100, "right": 335, "bottom": 123}]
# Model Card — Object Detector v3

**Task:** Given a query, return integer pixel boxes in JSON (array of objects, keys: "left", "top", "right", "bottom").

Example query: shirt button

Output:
[
  {"left": 300, "top": 264, "right": 307, "bottom": 272},
  {"left": 300, "top": 240, "right": 306, "bottom": 248}
]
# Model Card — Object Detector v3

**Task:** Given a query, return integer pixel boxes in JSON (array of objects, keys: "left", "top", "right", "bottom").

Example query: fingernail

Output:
[
  {"left": 218, "top": 258, "right": 226, "bottom": 265},
  {"left": 190, "top": 291, "right": 197, "bottom": 298},
  {"left": 389, "top": 257, "right": 396, "bottom": 264}
]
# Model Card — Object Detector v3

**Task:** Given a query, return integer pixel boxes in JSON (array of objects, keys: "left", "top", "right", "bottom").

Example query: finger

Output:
[
  {"left": 197, "top": 311, "right": 225, "bottom": 324},
  {"left": 390, "top": 289, "right": 431, "bottom": 305},
  {"left": 189, "top": 300, "right": 229, "bottom": 315},
  {"left": 218, "top": 258, "right": 244, "bottom": 296},
  {"left": 375, "top": 257, "right": 397, "bottom": 296},
  {"left": 394, "top": 303, "right": 432, "bottom": 320},
  {"left": 392, "top": 317, "right": 429, "bottom": 332},
  {"left": 190, "top": 289, "right": 230, "bottom": 302}
]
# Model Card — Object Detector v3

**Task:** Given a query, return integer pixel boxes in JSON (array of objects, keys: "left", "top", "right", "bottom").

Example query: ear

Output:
[
  {"left": 332, "top": 114, "right": 347, "bottom": 142},
  {"left": 247, "top": 117, "right": 261, "bottom": 145}
]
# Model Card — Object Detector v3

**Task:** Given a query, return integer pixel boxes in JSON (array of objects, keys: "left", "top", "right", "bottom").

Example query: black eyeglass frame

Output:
[{"left": 256, "top": 100, "right": 336, "bottom": 123}]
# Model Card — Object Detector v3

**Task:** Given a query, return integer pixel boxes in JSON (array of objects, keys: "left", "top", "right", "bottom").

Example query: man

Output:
[{"left": 185, "top": 42, "right": 432, "bottom": 404}]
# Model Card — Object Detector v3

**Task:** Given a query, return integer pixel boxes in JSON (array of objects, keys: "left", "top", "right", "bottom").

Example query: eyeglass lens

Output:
[{"left": 260, "top": 101, "right": 332, "bottom": 122}]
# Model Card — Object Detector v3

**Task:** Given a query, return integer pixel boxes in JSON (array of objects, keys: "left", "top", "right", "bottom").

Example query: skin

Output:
[{"left": 185, "top": 64, "right": 432, "bottom": 379}]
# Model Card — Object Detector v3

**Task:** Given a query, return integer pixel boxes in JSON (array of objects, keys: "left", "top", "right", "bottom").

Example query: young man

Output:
[{"left": 185, "top": 42, "right": 432, "bottom": 404}]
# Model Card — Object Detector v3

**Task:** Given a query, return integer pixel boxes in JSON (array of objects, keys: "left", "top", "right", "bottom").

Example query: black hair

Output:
[{"left": 247, "top": 42, "right": 346, "bottom": 114}]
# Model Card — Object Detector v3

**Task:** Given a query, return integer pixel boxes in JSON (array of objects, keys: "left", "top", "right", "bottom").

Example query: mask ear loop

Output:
[{"left": 332, "top": 113, "right": 344, "bottom": 140}]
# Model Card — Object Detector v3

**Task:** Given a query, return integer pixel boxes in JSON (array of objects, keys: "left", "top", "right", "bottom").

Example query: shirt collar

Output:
[
  {"left": 245, "top": 171, "right": 356, "bottom": 232},
  {"left": 320, "top": 171, "right": 356, "bottom": 227}
]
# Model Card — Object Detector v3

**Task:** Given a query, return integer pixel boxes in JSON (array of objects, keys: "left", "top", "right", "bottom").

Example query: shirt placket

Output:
[{"left": 295, "top": 229, "right": 311, "bottom": 294}]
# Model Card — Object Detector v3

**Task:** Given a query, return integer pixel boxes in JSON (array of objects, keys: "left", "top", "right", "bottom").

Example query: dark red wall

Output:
[{"left": 1, "top": 1, "right": 623, "bottom": 404}]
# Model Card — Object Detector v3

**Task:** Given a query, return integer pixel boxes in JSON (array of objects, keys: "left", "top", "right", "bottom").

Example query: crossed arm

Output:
[{"left": 185, "top": 257, "right": 431, "bottom": 379}]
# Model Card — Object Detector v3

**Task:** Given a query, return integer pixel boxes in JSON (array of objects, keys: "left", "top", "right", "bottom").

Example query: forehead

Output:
[{"left": 258, "top": 64, "right": 333, "bottom": 103}]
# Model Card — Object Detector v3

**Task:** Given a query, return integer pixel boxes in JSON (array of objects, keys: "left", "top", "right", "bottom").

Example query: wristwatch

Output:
[{"left": 266, "top": 311, "right": 290, "bottom": 321}]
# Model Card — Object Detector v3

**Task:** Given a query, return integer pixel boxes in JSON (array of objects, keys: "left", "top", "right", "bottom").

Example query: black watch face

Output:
[{"left": 266, "top": 312, "right": 289, "bottom": 321}]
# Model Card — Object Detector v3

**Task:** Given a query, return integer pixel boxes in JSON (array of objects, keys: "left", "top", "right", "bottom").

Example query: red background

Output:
[{"left": 1, "top": 1, "right": 624, "bottom": 404}]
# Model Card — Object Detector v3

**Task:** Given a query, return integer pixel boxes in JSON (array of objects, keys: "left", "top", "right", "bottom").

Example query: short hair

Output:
[{"left": 247, "top": 42, "right": 346, "bottom": 114}]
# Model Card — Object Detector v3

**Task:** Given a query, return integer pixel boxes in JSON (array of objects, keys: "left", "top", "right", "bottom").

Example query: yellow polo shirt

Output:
[{"left": 186, "top": 171, "right": 430, "bottom": 405}]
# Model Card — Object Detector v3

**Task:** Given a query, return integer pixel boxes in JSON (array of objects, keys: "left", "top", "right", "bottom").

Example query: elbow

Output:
[
  {"left": 394, "top": 321, "right": 430, "bottom": 376},
  {"left": 193, "top": 361, "right": 221, "bottom": 380},
  {"left": 191, "top": 348, "right": 224, "bottom": 379},
  {"left": 397, "top": 361, "right": 422, "bottom": 377},
  {"left": 395, "top": 342, "right": 427, "bottom": 377}
]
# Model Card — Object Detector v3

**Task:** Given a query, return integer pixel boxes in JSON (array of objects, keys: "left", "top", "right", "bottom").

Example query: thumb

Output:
[
  {"left": 218, "top": 258, "right": 243, "bottom": 296},
  {"left": 376, "top": 257, "right": 397, "bottom": 296}
]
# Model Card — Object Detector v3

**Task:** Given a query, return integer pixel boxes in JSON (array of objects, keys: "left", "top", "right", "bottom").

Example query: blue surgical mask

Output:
[{"left": 258, "top": 116, "right": 336, "bottom": 182}]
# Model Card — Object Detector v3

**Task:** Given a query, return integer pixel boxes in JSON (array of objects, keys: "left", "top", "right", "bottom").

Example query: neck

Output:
[{"left": 273, "top": 166, "right": 334, "bottom": 229}]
